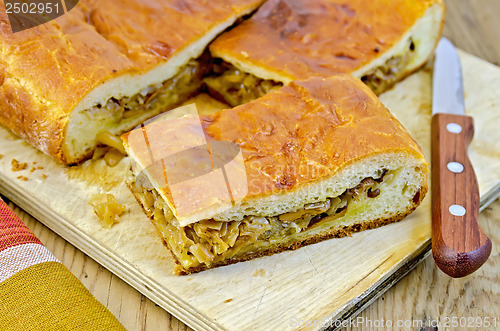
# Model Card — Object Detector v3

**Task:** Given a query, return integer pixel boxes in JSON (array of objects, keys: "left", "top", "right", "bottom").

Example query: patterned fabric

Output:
[{"left": 0, "top": 197, "right": 125, "bottom": 330}]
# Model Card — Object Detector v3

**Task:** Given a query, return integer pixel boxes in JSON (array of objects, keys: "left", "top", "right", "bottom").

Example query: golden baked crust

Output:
[
  {"left": 204, "top": 77, "right": 425, "bottom": 194},
  {"left": 209, "top": 0, "right": 444, "bottom": 82},
  {"left": 123, "top": 75, "right": 429, "bottom": 274},
  {"left": 123, "top": 75, "right": 427, "bottom": 223},
  {"left": 0, "top": 0, "right": 264, "bottom": 163}
]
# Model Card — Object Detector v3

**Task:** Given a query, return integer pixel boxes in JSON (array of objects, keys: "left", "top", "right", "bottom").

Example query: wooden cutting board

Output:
[{"left": 0, "top": 51, "right": 499, "bottom": 331}]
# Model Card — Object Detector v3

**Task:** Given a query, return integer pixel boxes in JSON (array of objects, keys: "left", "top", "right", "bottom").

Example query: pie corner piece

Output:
[
  {"left": 207, "top": 0, "right": 445, "bottom": 105},
  {"left": 123, "top": 75, "right": 430, "bottom": 275},
  {"left": 0, "top": 0, "right": 265, "bottom": 164}
]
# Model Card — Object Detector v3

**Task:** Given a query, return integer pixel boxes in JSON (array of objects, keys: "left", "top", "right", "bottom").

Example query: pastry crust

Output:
[
  {"left": 123, "top": 75, "right": 428, "bottom": 226},
  {"left": 123, "top": 75, "right": 430, "bottom": 274},
  {"left": 209, "top": 0, "right": 445, "bottom": 88},
  {"left": 0, "top": 0, "right": 264, "bottom": 164}
]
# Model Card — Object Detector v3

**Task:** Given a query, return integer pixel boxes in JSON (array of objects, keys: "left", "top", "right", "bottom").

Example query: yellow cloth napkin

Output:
[{"left": 0, "top": 197, "right": 125, "bottom": 330}]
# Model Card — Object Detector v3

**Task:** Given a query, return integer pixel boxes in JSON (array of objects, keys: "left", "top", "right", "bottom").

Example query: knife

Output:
[{"left": 431, "top": 38, "right": 492, "bottom": 278}]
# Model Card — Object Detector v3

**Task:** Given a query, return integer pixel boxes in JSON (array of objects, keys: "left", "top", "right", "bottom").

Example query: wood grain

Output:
[
  {"left": 431, "top": 113, "right": 491, "bottom": 277},
  {"left": 442, "top": 0, "right": 500, "bottom": 66},
  {"left": 1, "top": 1, "right": 500, "bottom": 330}
]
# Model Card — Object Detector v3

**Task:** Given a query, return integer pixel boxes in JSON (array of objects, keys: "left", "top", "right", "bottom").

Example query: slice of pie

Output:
[
  {"left": 0, "top": 0, "right": 264, "bottom": 164},
  {"left": 207, "top": 0, "right": 445, "bottom": 106},
  {"left": 122, "top": 75, "right": 429, "bottom": 274}
]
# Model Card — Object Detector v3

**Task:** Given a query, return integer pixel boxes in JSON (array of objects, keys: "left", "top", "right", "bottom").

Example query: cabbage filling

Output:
[
  {"left": 89, "top": 56, "right": 211, "bottom": 136},
  {"left": 90, "top": 56, "right": 211, "bottom": 161},
  {"left": 205, "top": 37, "right": 417, "bottom": 104},
  {"left": 130, "top": 169, "right": 395, "bottom": 271},
  {"left": 360, "top": 38, "right": 417, "bottom": 95},
  {"left": 204, "top": 60, "right": 283, "bottom": 107}
]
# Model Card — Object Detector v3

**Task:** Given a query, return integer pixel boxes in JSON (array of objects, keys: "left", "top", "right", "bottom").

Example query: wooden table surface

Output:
[{"left": 3, "top": 0, "right": 500, "bottom": 330}]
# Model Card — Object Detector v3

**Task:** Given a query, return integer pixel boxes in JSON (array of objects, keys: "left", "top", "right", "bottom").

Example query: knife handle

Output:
[{"left": 431, "top": 113, "right": 491, "bottom": 278}]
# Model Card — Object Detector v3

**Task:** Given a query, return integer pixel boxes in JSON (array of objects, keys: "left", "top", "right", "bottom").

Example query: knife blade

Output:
[{"left": 431, "top": 38, "right": 491, "bottom": 278}]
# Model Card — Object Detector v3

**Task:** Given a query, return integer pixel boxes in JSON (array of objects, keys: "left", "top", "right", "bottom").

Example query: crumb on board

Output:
[
  {"left": 30, "top": 166, "right": 44, "bottom": 173},
  {"left": 224, "top": 299, "right": 233, "bottom": 303},
  {"left": 42, "top": 174, "right": 47, "bottom": 179},
  {"left": 11, "top": 159, "right": 27, "bottom": 171},
  {"left": 252, "top": 269, "right": 266, "bottom": 277},
  {"left": 16, "top": 175, "right": 28, "bottom": 181},
  {"left": 0, "top": 154, "right": 3, "bottom": 159},
  {"left": 90, "top": 193, "right": 126, "bottom": 228}
]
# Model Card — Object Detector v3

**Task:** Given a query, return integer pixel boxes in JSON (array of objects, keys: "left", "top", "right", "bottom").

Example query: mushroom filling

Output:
[{"left": 130, "top": 169, "right": 394, "bottom": 269}]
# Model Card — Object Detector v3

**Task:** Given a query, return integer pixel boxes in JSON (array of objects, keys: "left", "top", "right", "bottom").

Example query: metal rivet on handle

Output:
[
  {"left": 446, "top": 123, "right": 462, "bottom": 134},
  {"left": 447, "top": 162, "right": 464, "bottom": 173},
  {"left": 449, "top": 204, "right": 466, "bottom": 216}
]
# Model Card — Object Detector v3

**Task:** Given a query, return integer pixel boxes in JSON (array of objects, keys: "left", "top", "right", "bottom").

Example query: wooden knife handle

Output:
[{"left": 431, "top": 113, "right": 491, "bottom": 278}]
